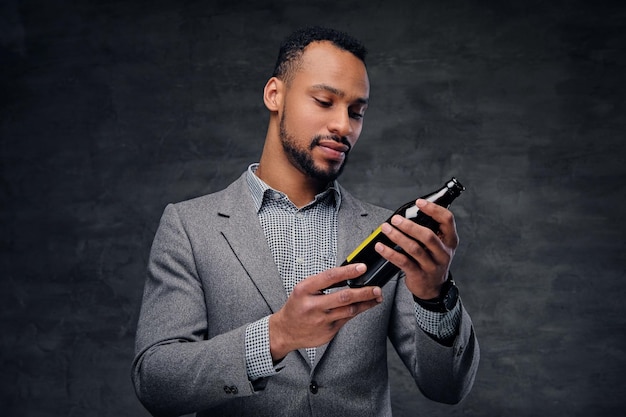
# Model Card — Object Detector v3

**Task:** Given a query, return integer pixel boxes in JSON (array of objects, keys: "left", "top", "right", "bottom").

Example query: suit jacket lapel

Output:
[
  {"left": 216, "top": 175, "right": 288, "bottom": 314},
  {"left": 336, "top": 186, "right": 377, "bottom": 263}
]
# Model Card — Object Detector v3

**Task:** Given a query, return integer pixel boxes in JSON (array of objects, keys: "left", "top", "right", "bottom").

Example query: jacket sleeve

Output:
[
  {"left": 131, "top": 204, "right": 257, "bottom": 417},
  {"left": 388, "top": 276, "right": 480, "bottom": 405}
]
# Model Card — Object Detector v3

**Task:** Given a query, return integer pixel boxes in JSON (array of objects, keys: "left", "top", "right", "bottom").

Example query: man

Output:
[{"left": 132, "top": 26, "right": 479, "bottom": 417}]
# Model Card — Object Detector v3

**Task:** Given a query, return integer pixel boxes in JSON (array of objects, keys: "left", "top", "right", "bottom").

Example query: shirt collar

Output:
[{"left": 245, "top": 163, "right": 341, "bottom": 213}]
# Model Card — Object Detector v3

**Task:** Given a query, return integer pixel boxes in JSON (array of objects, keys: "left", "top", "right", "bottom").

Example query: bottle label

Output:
[{"left": 346, "top": 225, "right": 382, "bottom": 262}]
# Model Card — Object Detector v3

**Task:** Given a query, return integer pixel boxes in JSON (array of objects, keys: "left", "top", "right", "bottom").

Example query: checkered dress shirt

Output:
[{"left": 244, "top": 164, "right": 460, "bottom": 380}]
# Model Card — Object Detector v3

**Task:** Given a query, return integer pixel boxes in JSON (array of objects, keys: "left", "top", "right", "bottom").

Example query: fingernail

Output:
[
  {"left": 381, "top": 223, "right": 392, "bottom": 233},
  {"left": 391, "top": 215, "right": 402, "bottom": 226},
  {"left": 416, "top": 199, "right": 427, "bottom": 207},
  {"left": 356, "top": 263, "right": 366, "bottom": 273},
  {"left": 373, "top": 287, "right": 382, "bottom": 296},
  {"left": 375, "top": 242, "right": 384, "bottom": 253}
]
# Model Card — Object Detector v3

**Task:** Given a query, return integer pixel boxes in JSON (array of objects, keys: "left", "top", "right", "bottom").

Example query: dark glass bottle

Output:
[{"left": 343, "top": 177, "right": 465, "bottom": 288}]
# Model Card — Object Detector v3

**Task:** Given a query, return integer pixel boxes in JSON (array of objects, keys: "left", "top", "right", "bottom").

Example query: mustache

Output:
[{"left": 310, "top": 135, "right": 352, "bottom": 153}]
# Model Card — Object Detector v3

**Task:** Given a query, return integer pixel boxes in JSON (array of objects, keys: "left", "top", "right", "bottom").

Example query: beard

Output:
[{"left": 279, "top": 111, "right": 352, "bottom": 184}]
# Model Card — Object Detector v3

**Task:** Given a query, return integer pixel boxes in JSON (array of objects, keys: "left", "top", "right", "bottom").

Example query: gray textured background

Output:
[{"left": 1, "top": 0, "right": 625, "bottom": 416}]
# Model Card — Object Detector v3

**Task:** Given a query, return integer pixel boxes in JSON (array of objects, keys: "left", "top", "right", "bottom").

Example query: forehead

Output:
[{"left": 292, "top": 41, "right": 370, "bottom": 98}]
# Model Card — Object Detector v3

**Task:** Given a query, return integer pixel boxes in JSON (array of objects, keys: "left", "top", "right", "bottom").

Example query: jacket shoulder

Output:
[
  {"left": 338, "top": 184, "right": 392, "bottom": 219},
  {"left": 170, "top": 173, "right": 247, "bottom": 212}
]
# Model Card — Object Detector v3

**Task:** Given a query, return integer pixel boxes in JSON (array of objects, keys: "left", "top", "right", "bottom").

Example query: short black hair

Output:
[{"left": 272, "top": 26, "right": 367, "bottom": 83}]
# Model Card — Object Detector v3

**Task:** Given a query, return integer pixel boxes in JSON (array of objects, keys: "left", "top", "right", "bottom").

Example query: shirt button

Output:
[
  {"left": 295, "top": 257, "right": 305, "bottom": 265},
  {"left": 309, "top": 381, "right": 318, "bottom": 394}
]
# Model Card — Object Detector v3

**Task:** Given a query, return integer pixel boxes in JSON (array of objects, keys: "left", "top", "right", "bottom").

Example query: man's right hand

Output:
[{"left": 268, "top": 263, "right": 383, "bottom": 362}]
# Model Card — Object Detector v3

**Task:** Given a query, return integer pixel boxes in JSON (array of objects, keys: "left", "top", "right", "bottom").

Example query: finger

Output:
[
  {"left": 415, "top": 198, "right": 449, "bottom": 222},
  {"left": 382, "top": 219, "right": 440, "bottom": 262},
  {"left": 379, "top": 219, "right": 455, "bottom": 276},
  {"left": 300, "top": 263, "right": 367, "bottom": 292},
  {"left": 415, "top": 199, "right": 459, "bottom": 248},
  {"left": 374, "top": 238, "right": 430, "bottom": 277},
  {"left": 392, "top": 208, "right": 458, "bottom": 253},
  {"left": 330, "top": 286, "right": 383, "bottom": 308},
  {"left": 325, "top": 295, "right": 383, "bottom": 323},
  {"left": 383, "top": 220, "right": 455, "bottom": 274}
]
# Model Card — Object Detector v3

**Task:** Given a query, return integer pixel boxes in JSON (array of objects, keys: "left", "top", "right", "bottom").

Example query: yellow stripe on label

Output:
[{"left": 346, "top": 226, "right": 382, "bottom": 262}]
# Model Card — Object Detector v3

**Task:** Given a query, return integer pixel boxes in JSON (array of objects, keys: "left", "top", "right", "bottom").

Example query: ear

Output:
[{"left": 263, "top": 77, "right": 283, "bottom": 112}]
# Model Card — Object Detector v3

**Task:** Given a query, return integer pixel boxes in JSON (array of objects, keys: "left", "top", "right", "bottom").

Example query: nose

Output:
[{"left": 327, "top": 107, "right": 354, "bottom": 138}]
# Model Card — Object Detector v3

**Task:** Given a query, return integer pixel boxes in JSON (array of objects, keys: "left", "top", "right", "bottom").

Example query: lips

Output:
[
  {"left": 317, "top": 139, "right": 350, "bottom": 154},
  {"left": 317, "top": 140, "right": 349, "bottom": 162}
]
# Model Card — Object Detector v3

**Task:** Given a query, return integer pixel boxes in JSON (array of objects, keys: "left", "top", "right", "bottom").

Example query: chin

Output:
[{"left": 310, "top": 164, "right": 344, "bottom": 183}]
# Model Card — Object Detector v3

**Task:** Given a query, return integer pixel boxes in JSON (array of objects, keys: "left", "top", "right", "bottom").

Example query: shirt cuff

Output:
[
  {"left": 414, "top": 300, "right": 462, "bottom": 341},
  {"left": 245, "top": 316, "right": 282, "bottom": 380}
]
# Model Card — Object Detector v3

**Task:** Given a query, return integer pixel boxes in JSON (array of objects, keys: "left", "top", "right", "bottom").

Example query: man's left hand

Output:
[{"left": 375, "top": 198, "right": 459, "bottom": 299}]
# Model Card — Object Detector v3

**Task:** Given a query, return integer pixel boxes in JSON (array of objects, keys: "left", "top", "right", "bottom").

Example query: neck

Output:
[
  {"left": 256, "top": 153, "right": 327, "bottom": 208},
  {"left": 256, "top": 125, "right": 326, "bottom": 207}
]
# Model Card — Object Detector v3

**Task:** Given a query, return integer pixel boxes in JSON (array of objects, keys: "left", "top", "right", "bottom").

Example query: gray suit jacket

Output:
[{"left": 132, "top": 173, "right": 479, "bottom": 417}]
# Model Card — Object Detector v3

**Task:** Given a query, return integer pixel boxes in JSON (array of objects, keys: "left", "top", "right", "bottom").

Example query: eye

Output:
[
  {"left": 349, "top": 111, "right": 364, "bottom": 120},
  {"left": 349, "top": 106, "right": 366, "bottom": 120},
  {"left": 314, "top": 98, "right": 332, "bottom": 107}
]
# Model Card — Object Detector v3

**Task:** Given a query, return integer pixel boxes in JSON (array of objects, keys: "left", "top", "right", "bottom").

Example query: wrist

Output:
[
  {"left": 268, "top": 314, "right": 290, "bottom": 362},
  {"left": 413, "top": 272, "right": 458, "bottom": 313}
]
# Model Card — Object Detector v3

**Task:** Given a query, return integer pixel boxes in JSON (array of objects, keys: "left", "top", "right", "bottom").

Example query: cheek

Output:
[
  {"left": 350, "top": 123, "right": 363, "bottom": 144},
  {"left": 289, "top": 109, "right": 324, "bottom": 137}
]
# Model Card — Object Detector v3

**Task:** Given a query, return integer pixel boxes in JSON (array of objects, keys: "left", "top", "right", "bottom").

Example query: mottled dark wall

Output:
[{"left": 1, "top": 0, "right": 625, "bottom": 416}]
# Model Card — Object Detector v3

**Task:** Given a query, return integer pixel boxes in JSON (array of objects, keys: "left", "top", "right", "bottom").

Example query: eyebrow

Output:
[{"left": 311, "top": 83, "right": 369, "bottom": 105}]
